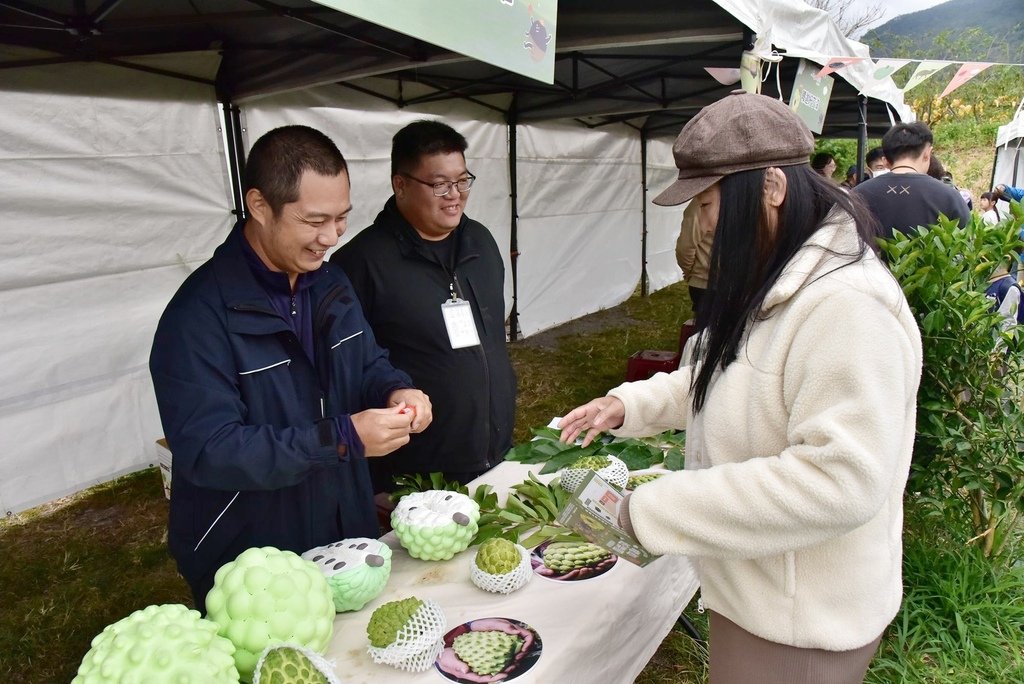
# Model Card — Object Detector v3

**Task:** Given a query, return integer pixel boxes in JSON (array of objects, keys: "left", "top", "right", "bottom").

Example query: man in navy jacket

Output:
[{"left": 150, "top": 125, "right": 432, "bottom": 611}]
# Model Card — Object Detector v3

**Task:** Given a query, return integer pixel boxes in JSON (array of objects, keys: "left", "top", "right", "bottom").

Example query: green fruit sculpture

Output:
[
  {"left": 251, "top": 644, "right": 340, "bottom": 684},
  {"left": 453, "top": 631, "right": 523, "bottom": 676},
  {"left": 560, "top": 453, "right": 628, "bottom": 493},
  {"left": 475, "top": 538, "right": 520, "bottom": 575},
  {"left": 391, "top": 490, "right": 481, "bottom": 561},
  {"left": 72, "top": 603, "right": 239, "bottom": 683},
  {"left": 301, "top": 537, "right": 392, "bottom": 612},
  {"left": 205, "top": 547, "right": 335, "bottom": 682},
  {"left": 542, "top": 541, "right": 611, "bottom": 572}
]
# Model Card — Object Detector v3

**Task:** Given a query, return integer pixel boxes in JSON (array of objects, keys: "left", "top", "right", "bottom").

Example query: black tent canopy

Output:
[{"left": 0, "top": 0, "right": 900, "bottom": 137}]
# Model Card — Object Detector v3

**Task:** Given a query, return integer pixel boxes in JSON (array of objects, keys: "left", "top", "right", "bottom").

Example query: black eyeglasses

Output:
[{"left": 402, "top": 173, "right": 476, "bottom": 197}]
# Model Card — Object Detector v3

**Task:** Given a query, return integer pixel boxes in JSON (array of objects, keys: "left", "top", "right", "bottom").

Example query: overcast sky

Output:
[{"left": 847, "top": 0, "right": 952, "bottom": 35}]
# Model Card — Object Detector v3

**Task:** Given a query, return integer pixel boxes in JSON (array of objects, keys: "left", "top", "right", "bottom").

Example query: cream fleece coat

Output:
[{"left": 609, "top": 213, "right": 922, "bottom": 651}]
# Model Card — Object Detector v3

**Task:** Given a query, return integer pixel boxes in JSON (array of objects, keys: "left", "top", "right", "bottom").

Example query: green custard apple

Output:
[
  {"left": 627, "top": 473, "right": 663, "bottom": 489},
  {"left": 366, "top": 597, "right": 424, "bottom": 648},
  {"left": 302, "top": 537, "right": 392, "bottom": 612},
  {"left": 72, "top": 603, "right": 239, "bottom": 683},
  {"left": 391, "top": 490, "right": 481, "bottom": 561},
  {"left": 474, "top": 538, "right": 521, "bottom": 575},
  {"left": 453, "top": 631, "right": 523, "bottom": 676},
  {"left": 542, "top": 541, "right": 611, "bottom": 572},
  {"left": 560, "top": 454, "right": 629, "bottom": 493},
  {"left": 205, "top": 547, "right": 335, "bottom": 682},
  {"left": 569, "top": 455, "right": 611, "bottom": 470},
  {"left": 252, "top": 644, "right": 340, "bottom": 684}
]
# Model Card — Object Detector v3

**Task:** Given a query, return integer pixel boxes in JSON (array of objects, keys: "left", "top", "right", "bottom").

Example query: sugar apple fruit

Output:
[
  {"left": 72, "top": 603, "right": 239, "bottom": 683},
  {"left": 474, "top": 538, "right": 521, "bottom": 575},
  {"left": 205, "top": 547, "right": 335, "bottom": 682},
  {"left": 366, "top": 597, "right": 424, "bottom": 648},
  {"left": 391, "top": 490, "right": 481, "bottom": 561},
  {"left": 542, "top": 541, "right": 611, "bottom": 572},
  {"left": 453, "top": 631, "right": 523, "bottom": 676},
  {"left": 569, "top": 455, "right": 611, "bottom": 470},
  {"left": 252, "top": 644, "right": 341, "bottom": 684},
  {"left": 560, "top": 454, "right": 629, "bottom": 493},
  {"left": 302, "top": 537, "right": 392, "bottom": 612},
  {"left": 627, "top": 473, "right": 663, "bottom": 489}
]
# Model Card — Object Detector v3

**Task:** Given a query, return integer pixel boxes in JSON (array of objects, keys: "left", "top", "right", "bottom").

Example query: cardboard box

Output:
[{"left": 155, "top": 438, "right": 172, "bottom": 500}]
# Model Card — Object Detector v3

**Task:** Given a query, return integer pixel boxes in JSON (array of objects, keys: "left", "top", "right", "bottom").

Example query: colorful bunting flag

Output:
[
  {"left": 872, "top": 59, "right": 911, "bottom": 80},
  {"left": 903, "top": 60, "right": 951, "bottom": 92},
  {"left": 815, "top": 57, "right": 864, "bottom": 79},
  {"left": 704, "top": 67, "right": 741, "bottom": 86},
  {"left": 939, "top": 62, "right": 992, "bottom": 98}
]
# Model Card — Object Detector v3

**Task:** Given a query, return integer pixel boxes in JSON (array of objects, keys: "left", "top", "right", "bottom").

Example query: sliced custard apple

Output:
[
  {"left": 475, "top": 538, "right": 521, "bottom": 575},
  {"left": 255, "top": 646, "right": 330, "bottom": 684},
  {"left": 452, "top": 631, "right": 523, "bottom": 676},
  {"left": 542, "top": 541, "right": 611, "bottom": 572},
  {"left": 366, "top": 597, "right": 424, "bottom": 648}
]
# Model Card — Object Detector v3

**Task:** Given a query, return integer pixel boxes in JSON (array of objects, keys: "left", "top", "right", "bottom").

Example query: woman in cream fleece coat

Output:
[{"left": 559, "top": 92, "right": 922, "bottom": 684}]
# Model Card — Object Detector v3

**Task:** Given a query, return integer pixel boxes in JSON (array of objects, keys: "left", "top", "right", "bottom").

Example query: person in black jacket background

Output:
[
  {"left": 332, "top": 120, "right": 517, "bottom": 494},
  {"left": 150, "top": 125, "right": 432, "bottom": 611}
]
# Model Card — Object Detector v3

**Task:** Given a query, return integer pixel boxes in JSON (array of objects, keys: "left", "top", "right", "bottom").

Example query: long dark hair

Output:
[{"left": 689, "top": 164, "right": 878, "bottom": 413}]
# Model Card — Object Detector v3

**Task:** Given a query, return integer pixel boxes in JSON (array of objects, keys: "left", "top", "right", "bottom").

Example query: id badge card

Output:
[{"left": 441, "top": 298, "right": 481, "bottom": 349}]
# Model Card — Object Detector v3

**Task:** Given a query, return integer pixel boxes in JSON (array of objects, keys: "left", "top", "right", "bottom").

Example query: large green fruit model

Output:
[
  {"left": 71, "top": 603, "right": 239, "bottom": 683},
  {"left": 205, "top": 547, "right": 336, "bottom": 682},
  {"left": 301, "top": 537, "right": 392, "bottom": 612},
  {"left": 391, "top": 490, "right": 480, "bottom": 560}
]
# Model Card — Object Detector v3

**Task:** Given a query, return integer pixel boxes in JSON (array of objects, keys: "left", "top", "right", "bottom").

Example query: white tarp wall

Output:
[
  {"left": 241, "top": 81, "right": 684, "bottom": 339},
  {"left": 994, "top": 99, "right": 1024, "bottom": 189},
  {"left": 0, "top": 62, "right": 231, "bottom": 515},
  {"left": 647, "top": 138, "right": 686, "bottom": 293},
  {"left": 0, "top": 74, "right": 685, "bottom": 514}
]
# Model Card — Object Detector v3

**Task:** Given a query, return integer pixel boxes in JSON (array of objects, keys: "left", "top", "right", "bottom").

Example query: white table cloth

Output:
[{"left": 321, "top": 461, "right": 699, "bottom": 683}]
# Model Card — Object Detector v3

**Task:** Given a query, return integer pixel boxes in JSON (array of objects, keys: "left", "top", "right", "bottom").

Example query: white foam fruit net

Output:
[
  {"left": 470, "top": 543, "right": 532, "bottom": 594},
  {"left": 560, "top": 454, "right": 629, "bottom": 493},
  {"left": 367, "top": 599, "right": 446, "bottom": 672}
]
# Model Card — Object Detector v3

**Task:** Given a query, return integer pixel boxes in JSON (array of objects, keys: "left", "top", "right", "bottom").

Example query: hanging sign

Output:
[
  {"left": 312, "top": 0, "right": 558, "bottom": 84},
  {"left": 789, "top": 59, "right": 833, "bottom": 134}
]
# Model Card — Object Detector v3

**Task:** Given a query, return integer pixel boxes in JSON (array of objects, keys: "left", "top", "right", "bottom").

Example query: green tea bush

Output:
[{"left": 880, "top": 204, "right": 1024, "bottom": 560}]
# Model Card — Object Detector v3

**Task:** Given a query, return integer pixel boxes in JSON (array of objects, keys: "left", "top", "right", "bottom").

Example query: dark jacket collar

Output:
[
  {"left": 376, "top": 196, "right": 481, "bottom": 266},
  {"left": 212, "top": 221, "right": 338, "bottom": 316}
]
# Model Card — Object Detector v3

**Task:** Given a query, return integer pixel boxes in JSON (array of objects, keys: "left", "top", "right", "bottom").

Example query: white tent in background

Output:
[
  {"left": 0, "top": 0, "right": 909, "bottom": 515},
  {"left": 994, "top": 98, "right": 1024, "bottom": 189}
]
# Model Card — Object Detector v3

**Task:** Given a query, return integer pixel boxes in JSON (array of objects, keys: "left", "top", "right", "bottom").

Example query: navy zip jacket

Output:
[
  {"left": 150, "top": 222, "right": 412, "bottom": 609},
  {"left": 332, "top": 197, "right": 516, "bottom": 487}
]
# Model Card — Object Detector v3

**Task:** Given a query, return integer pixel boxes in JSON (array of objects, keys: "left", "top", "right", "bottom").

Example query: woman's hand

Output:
[{"left": 557, "top": 396, "right": 625, "bottom": 447}]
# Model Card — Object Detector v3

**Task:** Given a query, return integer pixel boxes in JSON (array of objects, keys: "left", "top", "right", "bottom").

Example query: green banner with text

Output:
[{"left": 314, "top": 0, "right": 557, "bottom": 83}]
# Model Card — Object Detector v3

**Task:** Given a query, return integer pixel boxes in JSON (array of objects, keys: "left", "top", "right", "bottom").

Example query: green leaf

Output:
[{"left": 664, "top": 448, "right": 685, "bottom": 471}]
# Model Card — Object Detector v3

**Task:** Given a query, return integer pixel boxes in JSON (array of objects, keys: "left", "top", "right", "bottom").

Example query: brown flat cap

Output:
[{"left": 653, "top": 90, "right": 815, "bottom": 206}]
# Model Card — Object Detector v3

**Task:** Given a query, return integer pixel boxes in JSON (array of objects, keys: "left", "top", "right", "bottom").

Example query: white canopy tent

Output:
[
  {"left": 994, "top": 98, "right": 1024, "bottom": 189},
  {"left": 0, "top": 0, "right": 908, "bottom": 515}
]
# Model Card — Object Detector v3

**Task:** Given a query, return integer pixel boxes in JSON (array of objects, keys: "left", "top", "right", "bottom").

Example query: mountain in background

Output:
[{"left": 863, "top": 0, "right": 1024, "bottom": 62}]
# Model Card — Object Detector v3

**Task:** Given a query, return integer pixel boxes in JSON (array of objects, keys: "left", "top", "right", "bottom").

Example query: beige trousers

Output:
[{"left": 709, "top": 611, "right": 883, "bottom": 684}]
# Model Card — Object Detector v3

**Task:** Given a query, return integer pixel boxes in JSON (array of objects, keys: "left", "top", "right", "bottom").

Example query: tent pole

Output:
[
  {"left": 856, "top": 94, "right": 868, "bottom": 181},
  {"left": 221, "top": 101, "right": 246, "bottom": 221},
  {"left": 641, "top": 127, "right": 649, "bottom": 297},
  {"left": 507, "top": 93, "right": 520, "bottom": 342}
]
